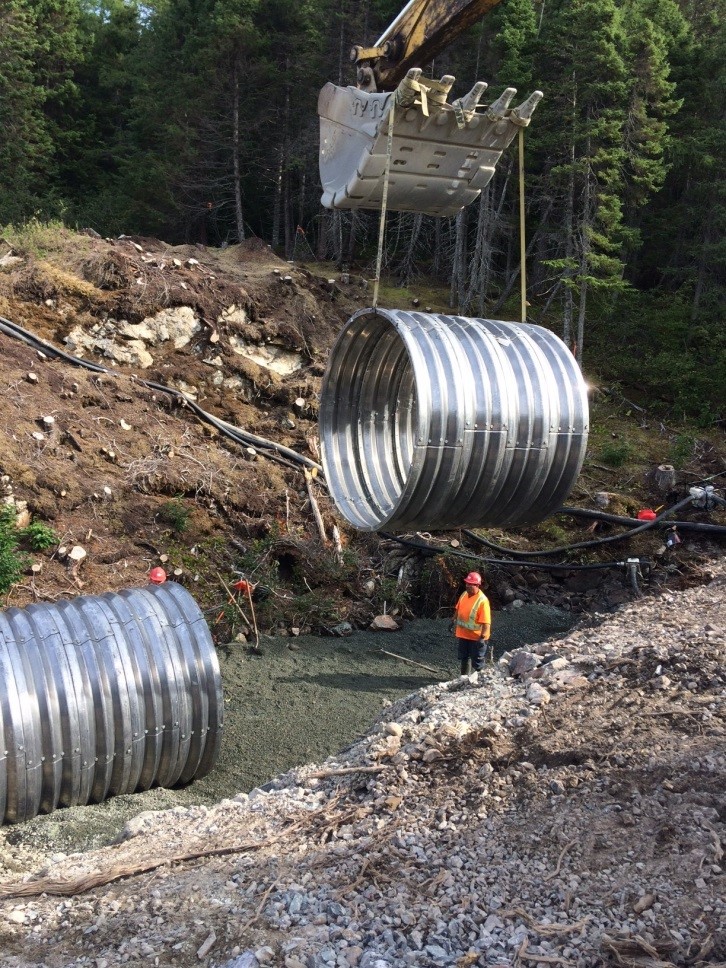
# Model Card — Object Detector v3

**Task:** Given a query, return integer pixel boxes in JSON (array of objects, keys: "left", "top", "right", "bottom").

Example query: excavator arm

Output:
[
  {"left": 352, "top": 0, "right": 504, "bottom": 93},
  {"left": 318, "top": 0, "right": 542, "bottom": 217}
]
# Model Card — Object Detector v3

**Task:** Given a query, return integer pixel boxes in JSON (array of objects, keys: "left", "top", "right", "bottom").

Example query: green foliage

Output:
[
  {"left": 587, "top": 288, "right": 725, "bottom": 418},
  {"left": 19, "top": 520, "right": 58, "bottom": 551},
  {"left": 289, "top": 588, "right": 340, "bottom": 629},
  {"left": 0, "top": 507, "right": 27, "bottom": 594},
  {"left": 375, "top": 575, "right": 412, "bottom": 618},
  {"left": 1, "top": 218, "right": 69, "bottom": 257},
  {"left": 532, "top": 518, "right": 571, "bottom": 545},
  {"left": 669, "top": 434, "right": 696, "bottom": 468},
  {"left": 599, "top": 441, "right": 634, "bottom": 467},
  {"left": 158, "top": 499, "right": 190, "bottom": 534}
]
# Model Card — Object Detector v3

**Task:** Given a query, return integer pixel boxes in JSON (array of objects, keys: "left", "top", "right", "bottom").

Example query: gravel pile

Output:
[{"left": 0, "top": 562, "right": 724, "bottom": 968}]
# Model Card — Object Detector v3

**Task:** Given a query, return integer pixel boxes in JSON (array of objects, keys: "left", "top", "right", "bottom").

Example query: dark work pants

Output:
[{"left": 457, "top": 638, "right": 487, "bottom": 674}]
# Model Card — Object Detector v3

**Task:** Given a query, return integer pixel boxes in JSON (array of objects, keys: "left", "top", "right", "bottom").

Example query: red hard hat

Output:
[
  {"left": 464, "top": 571, "right": 482, "bottom": 585},
  {"left": 149, "top": 567, "right": 167, "bottom": 584}
]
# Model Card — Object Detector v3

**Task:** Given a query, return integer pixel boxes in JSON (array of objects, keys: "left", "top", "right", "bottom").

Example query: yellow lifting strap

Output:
[
  {"left": 372, "top": 75, "right": 444, "bottom": 307},
  {"left": 372, "top": 102, "right": 395, "bottom": 310}
]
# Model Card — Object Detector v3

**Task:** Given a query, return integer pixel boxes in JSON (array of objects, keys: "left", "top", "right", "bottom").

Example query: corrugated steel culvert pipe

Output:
[
  {"left": 0, "top": 582, "right": 223, "bottom": 824},
  {"left": 320, "top": 309, "right": 589, "bottom": 531}
]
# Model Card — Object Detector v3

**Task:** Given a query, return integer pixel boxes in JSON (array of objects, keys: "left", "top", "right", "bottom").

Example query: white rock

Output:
[
  {"left": 369, "top": 615, "right": 400, "bottom": 631},
  {"left": 197, "top": 931, "right": 216, "bottom": 959}
]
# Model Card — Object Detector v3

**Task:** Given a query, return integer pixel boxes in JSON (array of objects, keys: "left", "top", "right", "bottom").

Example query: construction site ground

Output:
[{"left": 0, "top": 226, "right": 724, "bottom": 967}]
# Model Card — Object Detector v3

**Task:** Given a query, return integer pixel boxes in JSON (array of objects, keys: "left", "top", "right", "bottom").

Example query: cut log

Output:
[{"left": 655, "top": 464, "right": 676, "bottom": 493}]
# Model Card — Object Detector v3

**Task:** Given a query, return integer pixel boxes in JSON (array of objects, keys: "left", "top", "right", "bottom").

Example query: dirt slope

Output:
[{"left": 0, "top": 229, "right": 371, "bottom": 627}]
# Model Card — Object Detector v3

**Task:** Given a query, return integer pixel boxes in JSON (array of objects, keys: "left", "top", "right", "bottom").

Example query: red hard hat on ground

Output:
[
  {"left": 464, "top": 571, "right": 482, "bottom": 585},
  {"left": 149, "top": 567, "right": 167, "bottom": 584}
]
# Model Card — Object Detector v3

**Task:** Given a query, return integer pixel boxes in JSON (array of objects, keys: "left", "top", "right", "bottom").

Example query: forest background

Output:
[{"left": 1, "top": 0, "right": 724, "bottom": 417}]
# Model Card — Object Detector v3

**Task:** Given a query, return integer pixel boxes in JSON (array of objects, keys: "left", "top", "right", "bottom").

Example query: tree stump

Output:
[{"left": 655, "top": 464, "right": 676, "bottom": 493}]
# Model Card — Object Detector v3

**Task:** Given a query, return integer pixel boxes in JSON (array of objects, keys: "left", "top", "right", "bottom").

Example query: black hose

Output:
[
  {"left": 557, "top": 506, "right": 726, "bottom": 534},
  {"left": 379, "top": 532, "right": 634, "bottom": 572},
  {"left": 0, "top": 315, "right": 323, "bottom": 475},
  {"left": 463, "top": 495, "right": 699, "bottom": 557}
]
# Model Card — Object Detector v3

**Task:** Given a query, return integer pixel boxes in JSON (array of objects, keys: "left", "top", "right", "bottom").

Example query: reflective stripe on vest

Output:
[{"left": 456, "top": 591, "right": 487, "bottom": 632}]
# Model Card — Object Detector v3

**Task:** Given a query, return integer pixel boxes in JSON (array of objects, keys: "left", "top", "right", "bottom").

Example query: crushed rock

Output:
[{"left": 0, "top": 562, "right": 724, "bottom": 967}]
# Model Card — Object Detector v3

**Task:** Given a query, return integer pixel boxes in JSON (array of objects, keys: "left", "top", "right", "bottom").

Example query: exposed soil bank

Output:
[{"left": 0, "top": 604, "right": 574, "bottom": 867}]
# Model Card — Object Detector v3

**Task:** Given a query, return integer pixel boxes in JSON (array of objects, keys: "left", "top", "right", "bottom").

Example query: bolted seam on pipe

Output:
[
  {"left": 0, "top": 583, "right": 223, "bottom": 824},
  {"left": 320, "top": 309, "right": 589, "bottom": 531}
]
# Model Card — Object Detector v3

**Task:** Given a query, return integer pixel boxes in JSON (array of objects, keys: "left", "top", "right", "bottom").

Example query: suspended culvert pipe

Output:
[
  {"left": 0, "top": 582, "right": 223, "bottom": 824},
  {"left": 320, "top": 309, "right": 589, "bottom": 531}
]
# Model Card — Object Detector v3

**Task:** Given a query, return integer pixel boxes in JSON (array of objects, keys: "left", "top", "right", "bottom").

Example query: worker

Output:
[{"left": 453, "top": 570, "right": 491, "bottom": 675}]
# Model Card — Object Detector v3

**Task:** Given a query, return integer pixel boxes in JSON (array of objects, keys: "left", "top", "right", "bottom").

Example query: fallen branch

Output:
[
  {"left": 544, "top": 839, "right": 578, "bottom": 882},
  {"left": 239, "top": 880, "right": 278, "bottom": 933},
  {"left": 0, "top": 817, "right": 309, "bottom": 898},
  {"left": 377, "top": 648, "right": 445, "bottom": 676},
  {"left": 305, "top": 468, "right": 327, "bottom": 544},
  {"left": 244, "top": 576, "right": 261, "bottom": 651},
  {"left": 601, "top": 932, "right": 678, "bottom": 967},
  {"left": 501, "top": 908, "right": 589, "bottom": 936},
  {"left": 306, "top": 765, "right": 390, "bottom": 779},
  {"left": 521, "top": 956, "right": 575, "bottom": 966},
  {"left": 588, "top": 463, "right": 619, "bottom": 474}
]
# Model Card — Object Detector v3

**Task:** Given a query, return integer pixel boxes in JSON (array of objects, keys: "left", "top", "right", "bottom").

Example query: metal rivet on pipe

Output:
[
  {"left": 0, "top": 583, "right": 223, "bottom": 824},
  {"left": 320, "top": 309, "right": 589, "bottom": 532}
]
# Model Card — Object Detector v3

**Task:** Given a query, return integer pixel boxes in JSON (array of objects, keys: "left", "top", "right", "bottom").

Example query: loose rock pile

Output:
[{"left": 1, "top": 562, "right": 724, "bottom": 968}]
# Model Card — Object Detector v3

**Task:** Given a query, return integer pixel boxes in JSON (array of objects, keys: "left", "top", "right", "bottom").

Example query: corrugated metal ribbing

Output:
[
  {"left": 320, "top": 309, "right": 589, "bottom": 531},
  {"left": 0, "top": 583, "right": 223, "bottom": 824}
]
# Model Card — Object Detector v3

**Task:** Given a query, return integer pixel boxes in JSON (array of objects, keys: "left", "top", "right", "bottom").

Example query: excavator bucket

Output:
[{"left": 318, "top": 69, "right": 542, "bottom": 218}]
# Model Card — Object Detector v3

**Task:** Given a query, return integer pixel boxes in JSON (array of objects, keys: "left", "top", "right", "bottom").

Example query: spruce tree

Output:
[
  {"left": 0, "top": 1, "right": 52, "bottom": 223},
  {"left": 531, "top": 0, "right": 631, "bottom": 361}
]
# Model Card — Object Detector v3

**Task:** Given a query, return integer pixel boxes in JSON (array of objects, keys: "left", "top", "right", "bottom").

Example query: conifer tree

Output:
[
  {"left": 0, "top": 1, "right": 51, "bottom": 223},
  {"left": 0, "top": 0, "right": 81, "bottom": 223},
  {"left": 65, "top": 0, "right": 144, "bottom": 231}
]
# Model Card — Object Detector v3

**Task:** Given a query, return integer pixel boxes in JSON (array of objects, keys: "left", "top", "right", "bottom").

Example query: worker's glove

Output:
[{"left": 448, "top": 621, "right": 456, "bottom": 633}]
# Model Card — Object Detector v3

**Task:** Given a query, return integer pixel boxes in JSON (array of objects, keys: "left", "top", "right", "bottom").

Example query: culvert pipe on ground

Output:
[
  {"left": 320, "top": 309, "right": 589, "bottom": 531},
  {"left": 0, "top": 582, "right": 223, "bottom": 824}
]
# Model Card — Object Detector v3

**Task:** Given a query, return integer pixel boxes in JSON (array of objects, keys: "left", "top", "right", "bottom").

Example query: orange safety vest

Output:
[{"left": 455, "top": 590, "right": 490, "bottom": 641}]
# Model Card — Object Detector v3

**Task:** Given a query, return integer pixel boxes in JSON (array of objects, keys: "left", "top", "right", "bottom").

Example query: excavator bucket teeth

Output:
[{"left": 318, "top": 79, "right": 542, "bottom": 218}]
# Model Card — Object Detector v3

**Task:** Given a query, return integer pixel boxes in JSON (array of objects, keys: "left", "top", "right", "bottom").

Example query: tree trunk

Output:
[
  {"left": 433, "top": 217, "right": 442, "bottom": 277},
  {"left": 337, "top": 0, "right": 347, "bottom": 85},
  {"left": 299, "top": 171, "right": 306, "bottom": 230},
  {"left": 655, "top": 464, "right": 676, "bottom": 493},
  {"left": 562, "top": 87, "right": 577, "bottom": 348},
  {"left": 450, "top": 208, "right": 468, "bottom": 310},
  {"left": 691, "top": 215, "right": 713, "bottom": 322},
  {"left": 280, "top": 64, "right": 293, "bottom": 256},
  {"left": 272, "top": 147, "right": 284, "bottom": 250},
  {"left": 464, "top": 185, "right": 490, "bottom": 313},
  {"left": 492, "top": 195, "right": 552, "bottom": 316},
  {"left": 334, "top": 210, "right": 344, "bottom": 267},
  {"left": 316, "top": 207, "right": 328, "bottom": 260},
  {"left": 575, "top": 136, "right": 593, "bottom": 366},
  {"left": 232, "top": 55, "right": 245, "bottom": 242},
  {"left": 345, "top": 209, "right": 358, "bottom": 264},
  {"left": 398, "top": 212, "right": 423, "bottom": 285}
]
